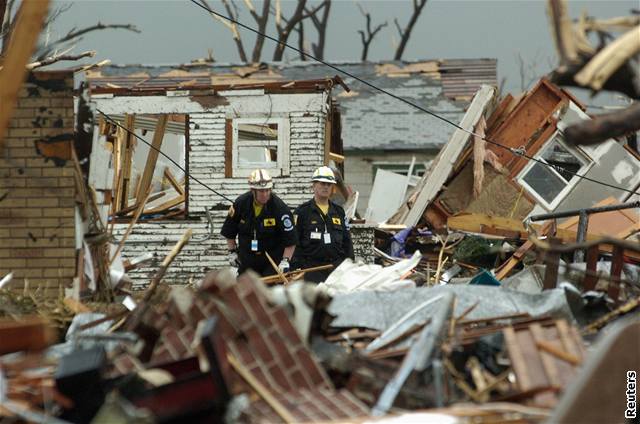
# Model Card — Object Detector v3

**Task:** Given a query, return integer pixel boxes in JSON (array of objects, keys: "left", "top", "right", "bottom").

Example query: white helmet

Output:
[
  {"left": 311, "top": 166, "right": 337, "bottom": 184},
  {"left": 248, "top": 168, "right": 273, "bottom": 189}
]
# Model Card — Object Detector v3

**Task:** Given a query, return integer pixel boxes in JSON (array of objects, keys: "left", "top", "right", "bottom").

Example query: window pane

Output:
[
  {"left": 238, "top": 123, "right": 278, "bottom": 142},
  {"left": 522, "top": 162, "right": 566, "bottom": 204},
  {"left": 540, "top": 138, "right": 583, "bottom": 182},
  {"left": 238, "top": 146, "right": 277, "bottom": 165}
]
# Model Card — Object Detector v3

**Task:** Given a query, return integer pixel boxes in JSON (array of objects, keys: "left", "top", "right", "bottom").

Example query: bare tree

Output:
[
  {"left": 1, "top": 2, "right": 139, "bottom": 69},
  {"left": 357, "top": 3, "right": 387, "bottom": 61},
  {"left": 244, "top": 0, "right": 271, "bottom": 62},
  {"left": 307, "top": 0, "right": 331, "bottom": 60},
  {"left": 201, "top": 0, "right": 248, "bottom": 62},
  {"left": 546, "top": 0, "right": 640, "bottom": 98},
  {"left": 272, "top": 0, "right": 308, "bottom": 61},
  {"left": 393, "top": 0, "right": 428, "bottom": 60}
]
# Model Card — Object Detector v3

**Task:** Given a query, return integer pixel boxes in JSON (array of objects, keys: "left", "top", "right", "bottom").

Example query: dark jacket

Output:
[
  {"left": 220, "top": 191, "right": 297, "bottom": 274},
  {"left": 292, "top": 199, "right": 354, "bottom": 270}
]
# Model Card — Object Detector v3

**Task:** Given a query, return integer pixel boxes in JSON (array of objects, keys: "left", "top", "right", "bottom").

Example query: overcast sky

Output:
[{"left": 47, "top": 0, "right": 636, "bottom": 102}]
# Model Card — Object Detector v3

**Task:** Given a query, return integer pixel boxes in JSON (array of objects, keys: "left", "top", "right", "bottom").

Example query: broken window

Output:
[
  {"left": 231, "top": 118, "right": 289, "bottom": 177},
  {"left": 98, "top": 114, "right": 188, "bottom": 220},
  {"left": 517, "top": 136, "right": 591, "bottom": 210}
]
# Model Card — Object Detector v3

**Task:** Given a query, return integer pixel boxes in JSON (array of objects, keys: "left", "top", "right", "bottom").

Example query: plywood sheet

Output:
[{"left": 558, "top": 196, "right": 639, "bottom": 238}]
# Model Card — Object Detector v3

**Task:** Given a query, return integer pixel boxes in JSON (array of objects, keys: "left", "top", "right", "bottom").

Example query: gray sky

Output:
[{"left": 48, "top": 0, "right": 636, "bottom": 101}]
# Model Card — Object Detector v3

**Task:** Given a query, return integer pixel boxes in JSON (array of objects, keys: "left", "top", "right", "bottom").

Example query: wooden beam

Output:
[
  {"left": 109, "top": 189, "right": 152, "bottom": 267},
  {"left": 0, "top": 0, "right": 50, "bottom": 152},
  {"left": 136, "top": 115, "right": 168, "bottom": 203},
  {"left": 143, "top": 193, "right": 185, "bottom": 214},
  {"left": 0, "top": 316, "right": 55, "bottom": 355},
  {"left": 403, "top": 85, "right": 496, "bottom": 227},
  {"left": 163, "top": 167, "right": 185, "bottom": 195},
  {"left": 142, "top": 229, "right": 192, "bottom": 303},
  {"left": 329, "top": 151, "right": 344, "bottom": 163},
  {"left": 113, "top": 126, "right": 125, "bottom": 214},
  {"left": 227, "top": 353, "right": 295, "bottom": 423}
]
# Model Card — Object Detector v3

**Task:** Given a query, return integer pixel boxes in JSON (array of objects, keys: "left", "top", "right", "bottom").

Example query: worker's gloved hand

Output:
[
  {"left": 278, "top": 257, "right": 290, "bottom": 274},
  {"left": 228, "top": 249, "right": 239, "bottom": 267}
]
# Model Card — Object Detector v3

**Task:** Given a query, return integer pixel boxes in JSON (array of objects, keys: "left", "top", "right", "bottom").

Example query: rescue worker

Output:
[
  {"left": 220, "top": 169, "right": 296, "bottom": 276},
  {"left": 292, "top": 166, "right": 354, "bottom": 283}
]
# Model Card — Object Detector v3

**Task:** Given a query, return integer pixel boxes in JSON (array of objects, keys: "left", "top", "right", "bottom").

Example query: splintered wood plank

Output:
[
  {"left": 504, "top": 326, "right": 557, "bottom": 407},
  {"left": 144, "top": 194, "right": 185, "bottom": 214},
  {"left": 555, "top": 319, "right": 582, "bottom": 361},
  {"left": 486, "top": 79, "right": 565, "bottom": 165},
  {"left": 0, "top": 0, "right": 50, "bottom": 151},
  {"left": 541, "top": 324, "right": 577, "bottom": 388},
  {"left": 503, "top": 327, "right": 532, "bottom": 390},
  {"left": 529, "top": 324, "right": 561, "bottom": 387},
  {"left": 403, "top": 85, "right": 496, "bottom": 226},
  {"left": 136, "top": 115, "right": 168, "bottom": 203},
  {"left": 163, "top": 167, "right": 185, "bottom": 195}
]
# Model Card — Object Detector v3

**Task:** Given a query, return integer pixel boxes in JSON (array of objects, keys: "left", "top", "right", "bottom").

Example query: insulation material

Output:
[
  {"left": 320, "top": 251, "right": 421, "bottom": 294},
  {"left": 438, "top": 162, "right": 534, "bottom": 220}
]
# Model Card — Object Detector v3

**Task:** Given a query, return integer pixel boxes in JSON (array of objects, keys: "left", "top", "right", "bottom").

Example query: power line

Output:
[
  {"left": 96, "top": 109, "right": 235, "bottom": 204},
  {"left": 189, "top": 0, "right": 640, "bottom": 197}
]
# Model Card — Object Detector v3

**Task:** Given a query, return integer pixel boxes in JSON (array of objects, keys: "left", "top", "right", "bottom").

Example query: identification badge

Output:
[
  {"left": 251, "top": 239, "right": 258, "bottom": 251},
  {"left": 323, "top": 232, "right": 331, "bottom": 244},
  {"left": 310, "top": 232, "right": 322, "bottom": 240}
]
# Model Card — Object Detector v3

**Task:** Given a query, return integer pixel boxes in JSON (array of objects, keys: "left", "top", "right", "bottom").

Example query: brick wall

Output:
[{"left": 0, "top": 71, "right": 77, "bottom": 296}]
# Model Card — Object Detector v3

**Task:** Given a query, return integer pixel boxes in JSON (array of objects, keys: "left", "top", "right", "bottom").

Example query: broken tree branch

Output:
[
  {"left": 26, "top": 49, "right": 95, "bottom": 70},
  {"left": 308, "top": 0, "right": 330, "bottom": 60},
  {"left": 273, "top": 0, "right": 308, "bottom": 61},
  {"left": 394, "top": 0, "right": 428, "bottom": 60},
  {"left": 202, "top": 0, "right": 248, "bottom": 62},
  {"left": 357, "top": 3, "right": 387, "bottom": 61},
  {"left": 563, "top": 102, "right": 640, "bottom": 146}
]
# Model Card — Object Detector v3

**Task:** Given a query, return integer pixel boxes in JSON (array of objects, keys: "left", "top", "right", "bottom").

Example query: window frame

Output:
[
  {"left": 231, "top": 117, "right": 290, "bottom": 177},
  {"left": 516, "top": 133, "right": 592, "bottom": 210}
]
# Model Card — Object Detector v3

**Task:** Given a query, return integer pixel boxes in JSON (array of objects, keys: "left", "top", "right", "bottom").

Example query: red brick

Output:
[
  {"left": 245, "top": 326, "right": 275, "bottom": 364},
  {"left": 189, "top": 302, "right": 206, "bottom": 324},
  {"left": 295, "top": 350, "right": 329, "bottom": 387},
  {"left": 270, "top": 309, "right": 301, "bottom": 345},
  {"left": 220, "top": 286, "right": 249, "bottom": 322},
  {"left": 243, "top": 290, "right": 274, "bottom": 325},
  {"left": 288, "top": 369, "right": 309, "bottom": 389},
  {"left": 268, "top": 333, "right": 297, "bottom": 369},
  {"left": 247, "top": 364, "right": 271, "bottom": 391},
  {"left": 268, "top": 363, "right": 292, "bottom": 392},
  {"left": 228, "top": 343, "right": 255, "bottom": 367}
]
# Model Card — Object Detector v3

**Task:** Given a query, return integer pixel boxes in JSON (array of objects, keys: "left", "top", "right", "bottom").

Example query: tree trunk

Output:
[
  {"left": 273, "top": 0, "right": 307, "bottom": 61},
  {"left": 250, "top": 0, "right": 270, "bottom": 62},
  {"left": 394, "top": 0, "right": 428, "bottom": 61}
]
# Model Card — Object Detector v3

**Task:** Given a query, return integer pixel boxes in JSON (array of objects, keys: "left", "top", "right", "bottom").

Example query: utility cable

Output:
[
  {"left": 189, "top": 0, "right": 640, "bottom": 197},
  {"left": 96, "top": 108, "right": 235, "bottom": 204}
]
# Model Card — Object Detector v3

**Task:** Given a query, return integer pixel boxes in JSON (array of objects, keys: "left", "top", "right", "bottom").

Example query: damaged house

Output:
[
  {"left": 392, "top": 78, "right": 640, "bottom": 246},
  {"left": 83, "top": 73, "right": 357, "bottom": 287},
  {"left": 86, "top": 59, "right": 498, "bottom": 221}
]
